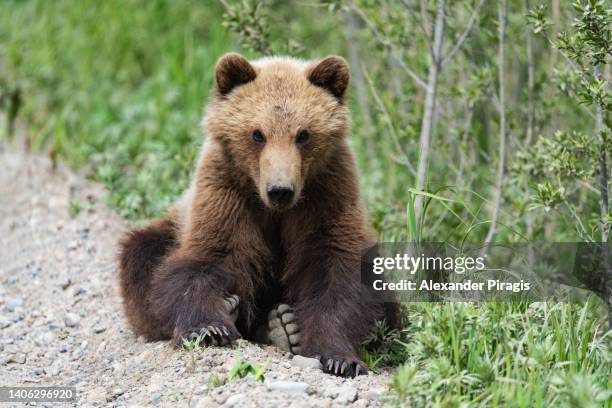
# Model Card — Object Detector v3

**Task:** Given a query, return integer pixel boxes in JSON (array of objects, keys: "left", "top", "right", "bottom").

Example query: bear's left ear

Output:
[
  {"left": 215, "top": 52, "right": 257, "bottom": 95},
  {"left": 307, "top": 56, "right": 350, "bottom": 101}
]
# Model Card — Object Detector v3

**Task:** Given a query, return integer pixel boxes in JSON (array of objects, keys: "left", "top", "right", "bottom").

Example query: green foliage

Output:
[
  {"left": 0, "top": 0, "right": 233, "bottom": 219},
  {"left": 227, "top": 355, "right": 268, "bottom": 382},
  {"left": 388, "top": 301, "right": 611, "bottom": 407},
  {"left": 68, "top": 199, "right": 83, "bottom": 218}
]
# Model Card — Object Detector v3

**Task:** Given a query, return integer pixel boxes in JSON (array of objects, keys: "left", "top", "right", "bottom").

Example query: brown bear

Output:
[{"left": 118, "top": 53, "right": 399, "bottom": 378}]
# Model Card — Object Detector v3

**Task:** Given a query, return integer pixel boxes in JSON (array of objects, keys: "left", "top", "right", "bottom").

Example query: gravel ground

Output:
[{"left": 0, "top": 139, "right": 393, "bottom": 407}]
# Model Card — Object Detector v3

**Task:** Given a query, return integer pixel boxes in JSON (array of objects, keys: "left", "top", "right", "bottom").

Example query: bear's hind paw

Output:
[
  {"left": 268, "top": 303, "right": 301, "bottom": 354},
  {"left": 223, "top": 294, "right": 240, "bottom": 322}
]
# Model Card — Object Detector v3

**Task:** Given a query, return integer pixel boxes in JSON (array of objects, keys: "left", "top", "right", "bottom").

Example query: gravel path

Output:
[{"left": 0, "top": 139, "right": 392, "bottom": 407}]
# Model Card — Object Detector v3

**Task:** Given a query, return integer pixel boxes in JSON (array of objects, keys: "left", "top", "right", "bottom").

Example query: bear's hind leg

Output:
[{"left": 118, "top": 217, "right": 176, "bottom": 340}]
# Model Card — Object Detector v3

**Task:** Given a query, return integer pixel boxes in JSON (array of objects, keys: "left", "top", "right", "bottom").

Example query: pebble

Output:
[
  {"left": 194, "top": 396, "right": 218, "bottom": 408},
  {"left": 8, "top": 353, "right": 26, "bottom": 364},
  {"left": 291, "top": 355, "right": 323, "bottom": 370},
  {"left": 224, "top": 393, "right": 246, "bottom": 407},
  {"left": 0, "top": 315, "right": 12, "bottom": 329},
  {"left": 336, "top": 385, "right": 358, "bottom": 404},
  {"left": 93, "top": 325, "right": 106, "bottom": 334},
  {"left": 6, "top": 297, "right": 23, "bottom": 311},
  {"left": 266, "top": 381, "right": 310, "bottom": 394},
  {"left": 64, "top": 312, "right": 80, "bottom": 327}
]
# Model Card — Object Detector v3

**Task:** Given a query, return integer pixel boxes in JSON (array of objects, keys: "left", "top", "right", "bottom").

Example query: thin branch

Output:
[
  {"left": 350, "top": 3, "right": 427, "bottom": 91},
  {"left": 414, "top": 0, "right": 446, "bottom": 227},
  {"left": 525, "top": 0, "right": 535, "bottom": 146},
  {"left": 483, "top": 0, "right": 507, "bottom": 247},
  {"left": 440, "top": 0, "right": 485, "bottom": 68},
  {"left": 345, "top": 11, "right": 375, "bottom": 161},
  {"left": 362, "top": 64, "right": 416, "bottom": 176},
  {"left": 400, "top": 0, "right": 433, "bottom": 52},
  {"left": 594, "top": 65, "right": 610, "bottom": 242}
]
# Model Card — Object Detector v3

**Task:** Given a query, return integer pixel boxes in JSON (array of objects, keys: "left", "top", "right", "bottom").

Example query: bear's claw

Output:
[
  {"left": 321, "top": 356, "right": 368, "bottom": 378},
  {"left": 179, "top": 322, "right": 240, "bottom": 347},
  {"left": 268, "top": 303, "right": 301, "bottom": 354}
]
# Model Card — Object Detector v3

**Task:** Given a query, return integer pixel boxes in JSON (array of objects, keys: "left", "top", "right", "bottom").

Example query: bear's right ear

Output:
[{"left": 215, "top": 53, "right": 257, "bottom": 95}]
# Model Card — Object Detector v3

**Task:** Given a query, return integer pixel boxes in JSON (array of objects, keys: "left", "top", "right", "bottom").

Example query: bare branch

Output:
[
  {"left": 362, "top": 64, "right": 416, "bottom": 175},
  {"left": 483, "top": 0, "right": 507, "bottom": 248},
  {"left": 414, "top": 0, "right": 446, "bottom": 227},
  {"left": 441, "top": 0, "right": 485, "bottom": 68},
  {"left": 349, "top": 3, "right": 427, "bottom": 91},
  {"left": 400, "top": 0, "right": 432, "bottom": 50},
  {"left": 594, "top": 65, "right": 610, "bottom": 242}
]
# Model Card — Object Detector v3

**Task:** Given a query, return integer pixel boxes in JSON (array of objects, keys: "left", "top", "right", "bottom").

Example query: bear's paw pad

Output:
[{"left": 268, "top": 303, "right": 301, "bottom": 354}]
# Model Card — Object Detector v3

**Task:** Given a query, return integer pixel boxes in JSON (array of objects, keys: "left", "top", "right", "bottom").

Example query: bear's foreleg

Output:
[
  {"left": 284, "top": 236, "right": 381, "bottom": 377},
  {"left": 149, "top": 184, "right": 270, "bottom": 346},
  {"left": 149, "top": 255, "right": 242, "bottom": 346}
]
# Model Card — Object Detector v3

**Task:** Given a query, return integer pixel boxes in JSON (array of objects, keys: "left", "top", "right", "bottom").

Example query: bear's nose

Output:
[{"left": 267, "top": 185, "right": 294, "bottom": 208}]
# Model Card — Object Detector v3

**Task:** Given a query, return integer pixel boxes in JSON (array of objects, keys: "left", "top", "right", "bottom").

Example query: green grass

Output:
[
  {"left": 382, "top": 301, "right": 611, "bottom": 407},
  {"left": 0, "top": 1, "right": 610, "bottom": 407},
  {"left": 0, "top": 0, "right": 234, "bottom": 219}
]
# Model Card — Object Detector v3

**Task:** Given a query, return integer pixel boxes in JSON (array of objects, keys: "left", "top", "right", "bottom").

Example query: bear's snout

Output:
[{"left": 266, "top": 184, "right": 295, "bottom": 209}]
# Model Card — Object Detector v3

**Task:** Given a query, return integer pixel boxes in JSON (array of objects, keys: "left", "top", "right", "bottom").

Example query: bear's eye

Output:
[
  {"left": 252, "top": 129, "right": 266, "bottom": 144},
  {"left": 295, "top": 129, "right": 310, "bottom": 146}
]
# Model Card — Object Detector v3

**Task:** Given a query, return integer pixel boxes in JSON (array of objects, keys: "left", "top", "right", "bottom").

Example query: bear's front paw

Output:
[
  {"left": 320, "top": 356, "right": 368, "bottom": 378},
  {"left": 174, "top": 322, "right": 240, "bottom": 347}
]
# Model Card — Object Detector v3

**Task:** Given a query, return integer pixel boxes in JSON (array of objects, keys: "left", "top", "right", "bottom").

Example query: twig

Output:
[
  {"left": 345, "top": 11, "right": 375, "bottom": 161},
  {"left": 483, "top": 0, "right": 507, "bottom": 248},
  {"left": 440, "top": 0, "right": 485, "bottom": 68},
  {"left": 362, "top": 64, "right": 416, "bottom": 175},
  {"left": 414, "top": 0, "right": 445, "bottom": 227},
  {"left": 594, "top": 65, "right": 610, "bottom": 243},
  {"left": 349, "top": 3, "right": 427, "bottom": 91}
]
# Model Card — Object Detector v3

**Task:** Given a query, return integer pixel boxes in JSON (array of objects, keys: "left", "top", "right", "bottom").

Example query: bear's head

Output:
[{"left": 205, "top": 53, "right": 350, "bottom": 211}]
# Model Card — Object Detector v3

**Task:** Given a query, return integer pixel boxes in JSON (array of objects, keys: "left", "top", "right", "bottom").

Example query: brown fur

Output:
[{"left": 118, "top": 53, "right": 399, "bottom": 375}]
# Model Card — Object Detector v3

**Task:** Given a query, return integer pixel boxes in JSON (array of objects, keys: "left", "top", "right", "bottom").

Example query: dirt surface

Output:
[{"left": 0, "top": 139, "right": 392, "bottom": 407}]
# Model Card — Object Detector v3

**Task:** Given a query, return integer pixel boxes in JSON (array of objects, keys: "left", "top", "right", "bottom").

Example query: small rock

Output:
[
  {"left": 266, "top": 381, "right": 310, "bottom": 394},
  {"left": 6, "top": 297, "right": 23, "bottom": 312},
  {"left": 67, "top": 240, "right": 78, "bottom": 250},
  {"left": 194, "top": 396, "right": 218, "bottom": 408},
  {"left": 48, "top": 322, "right": 64, "bottom": 330},
  {"left": 39, "top": 331, "right": 55, "bottom": 344},
  {"left": 224, "top": 393, "right": 246, "bottom": 407},
  {"left": 93, "top": 325, "right": 106, "bottom": 334},
  {"left": 291, "top": 355, "right": 323, "bottom": 370},
  {"left": 336, "top": 385, "right": 358, "bottom": 404},
  {"left": 64, "top": 312, "right": 80, "bottom": 327},
  {"left": 7, "top": 353, "right": 26, "bottom": 364},
  {"left": 0, "top": 316, "right": 12, "bottom": 329},
  {"left": 86, "top": 387, "right": 105, "bottom": 404},
  {"left": 323, "top": 386, "right": 339, "bottom": 399}
]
